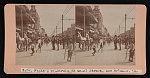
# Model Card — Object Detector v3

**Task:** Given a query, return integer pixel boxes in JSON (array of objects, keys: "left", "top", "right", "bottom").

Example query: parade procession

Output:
[{"left": 16, "top": 5, "right": 135, "bottom": 65}]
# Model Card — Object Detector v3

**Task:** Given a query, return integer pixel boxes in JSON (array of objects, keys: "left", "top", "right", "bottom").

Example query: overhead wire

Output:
[
  {"left": 126, "top": 6, "right": 136, "bottom": 27},
  {"left": 63, "top": 6, "right": 73, "bottom": 17},
  {"left": 126, "top": 7, "right": 136, "bottom": 30},
  {"left": 55, "top": 6, "right": 72, "bottom": 28},
  {"left": 53, "top": 6, "right": 74, "bottom": 36},
  {"left": 113, "top": 6, "right": 136, "bottom": 36},
  {"left": 62, "top": 6, "right": 70, "bottom": 15}
]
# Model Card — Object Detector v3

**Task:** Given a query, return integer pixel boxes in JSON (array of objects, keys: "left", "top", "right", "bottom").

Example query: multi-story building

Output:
[
  {"left": 75, "top": 6, "right": 98, "bottom": 38},
  {"left": 15, "top": 5, "right": 35, "bottom": 38},
  {"left": 29, "top": 5, "right": 41, "bottom": 33},
  {"left": 93, "top": 6, "right": 104, "bottom": 36}
]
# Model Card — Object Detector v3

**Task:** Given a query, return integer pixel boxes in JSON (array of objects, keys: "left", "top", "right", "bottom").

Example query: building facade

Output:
[
  {"left": 75, "top": 6, "right": 98, "bottom": 37},
  {"left": 15, "top": 5, "right": 35, "bottom": 38},
  {"left": 29, "top": 5, "right": 41, "bottom": 33}
]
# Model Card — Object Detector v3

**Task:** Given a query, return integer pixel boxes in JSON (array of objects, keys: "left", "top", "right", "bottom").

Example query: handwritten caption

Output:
[{"left": 21, "top": 68, "right": 142, "bottom": 74}]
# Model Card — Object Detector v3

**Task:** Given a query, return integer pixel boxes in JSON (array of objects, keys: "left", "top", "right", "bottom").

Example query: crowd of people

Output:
[
  {"left": 89, "top": 34, "right": 135, "bottom": 62},
  {"left": 113, "top": 35, "right": 135, "bottom": 62},
  {"left": 16, "top": 31, "right": 135, "bottom": 62},
  {"left": 16, "top": 32, "right": 50, "bottom": 55},
  {"left": 51, "top": 35, "right": 75, "bottom": 62}
]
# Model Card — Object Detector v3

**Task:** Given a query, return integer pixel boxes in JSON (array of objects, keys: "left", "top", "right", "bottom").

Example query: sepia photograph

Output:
[{"left": 15, "top": 5, "right": 135, "bottom": 65}]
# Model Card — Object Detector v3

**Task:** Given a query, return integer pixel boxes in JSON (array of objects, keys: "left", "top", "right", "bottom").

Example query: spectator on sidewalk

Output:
[
  {"left": 118, "top": 36, "right": 122, "bottom": 50},
  {"left": 128, "top": 37, "right": 135, "bottom": 62},
  {"left": 51, "top": 35, "right": 56, "bottom": 50},
  {"left": 114, "top": 35, "right": 118, "bottom": 50},
  {"left": 73, "top": 35, "right": 75, "bottom": 50},
  {"left": 56, "top": 36, "right": 59, "bottom": 51},
  {"left": 67, "top": 38, "right": 73, "bottom": 62},
  {"left": 124, "top": 35, "right": 129, "bottom": 49}
]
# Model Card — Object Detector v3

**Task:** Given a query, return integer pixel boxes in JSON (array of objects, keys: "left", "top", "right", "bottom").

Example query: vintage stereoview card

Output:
[{"left": 4, "top": 4, "right": 146, "bottom": 75}]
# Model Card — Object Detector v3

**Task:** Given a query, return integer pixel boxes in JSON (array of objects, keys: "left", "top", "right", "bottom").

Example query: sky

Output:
[
  {"left": 27, "top": 5, "right": 135, "bottom": 36},
  {"left": 96, "top": 5, "right": 136, "bottom": 36},
  {"left": 27, "top": 5, "right": 75, "bottom": 36}
]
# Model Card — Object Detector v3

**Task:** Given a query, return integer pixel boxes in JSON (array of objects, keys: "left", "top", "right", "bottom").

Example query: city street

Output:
[
  {"left": 16, "top": 43, "right": 135, "bottom": 65},
  {"left": 16, "top": 5, "right": 135, "bottom": 66}
]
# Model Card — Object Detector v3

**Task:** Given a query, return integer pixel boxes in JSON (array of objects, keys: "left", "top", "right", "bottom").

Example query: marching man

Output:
[{"left": 67, "top": 38, "right": 73, "bottom": 62}]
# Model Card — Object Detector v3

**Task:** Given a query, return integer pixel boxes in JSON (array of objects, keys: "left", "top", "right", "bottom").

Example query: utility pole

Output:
[
  {"left": 119, "top": 25, "right": 120, "bottom": 35},
  {"left": 61, "top": 14, "right": 74, "bottom": 49},
  {"left": 21, "top": 6, "right": 24, "bottom": 38},
  {"left": 56, "top": 26, "right": 57, "bottom": 36},
  {"left": 125, "top": 13, "right": 135, "bottom": 33},
  {"left": 83, "top": 6, "right": 86, "bottom": 37},
  {"left": 56, "top": 26, "right": 61, "bottom": 36},
  {"left": 62, "top": 15, "right": 64, "bottom": 49},
  {"left": 125, "top": 14, "right": 126, "bottom": 33}
]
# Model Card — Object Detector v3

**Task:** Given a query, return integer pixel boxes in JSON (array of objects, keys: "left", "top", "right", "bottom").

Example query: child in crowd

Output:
[
  {"left": 92, "top": 43, "right": 96, "bottom": 56},
  {"left": 30, "top": 42, "right": 35, "bottom": 56}
]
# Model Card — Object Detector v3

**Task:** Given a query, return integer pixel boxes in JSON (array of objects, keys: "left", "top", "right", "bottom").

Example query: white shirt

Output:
[
  {"left": 38, "top": 39, "right": 41, "bottom": 44},
  {"left": 99, "top": 39, "right": 103, "bottom": 46}
]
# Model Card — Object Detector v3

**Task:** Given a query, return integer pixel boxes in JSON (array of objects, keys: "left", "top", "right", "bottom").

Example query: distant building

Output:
[{"left": 119, "top": 27, "right": 135, "bottom": 38}]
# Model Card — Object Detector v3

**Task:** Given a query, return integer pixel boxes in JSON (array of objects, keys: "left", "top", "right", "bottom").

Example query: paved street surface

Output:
[{"left": 16, "top": 43, "right": 135, "bottom": 65}]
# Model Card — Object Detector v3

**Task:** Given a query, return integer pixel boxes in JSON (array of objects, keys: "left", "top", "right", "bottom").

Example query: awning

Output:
[
  {"left": 16, "top": 13, "right": 35, "bottom": 24},
  {"left": 27, "top": 30, "right": 32, "bottom": 33},
  {"left": 75, "top": 27, "right": 83, "bottom": 30},
  {"left": 27, "top": 27, "right": 33, "bottom": 31},
  {"left": 90, "top": 30, "right": 94, "bottom": 33},
  {"left": 16, "top": 28, "right": 21, "bottom": 31}
]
